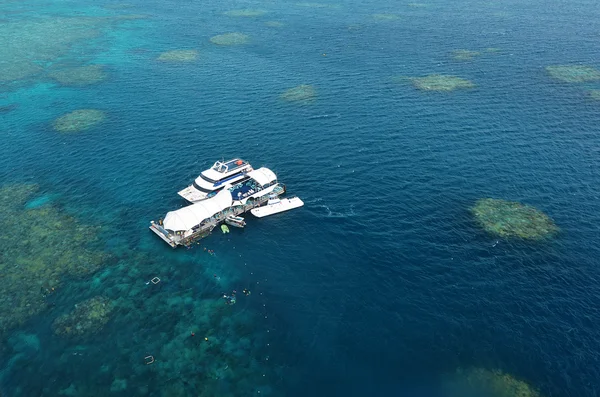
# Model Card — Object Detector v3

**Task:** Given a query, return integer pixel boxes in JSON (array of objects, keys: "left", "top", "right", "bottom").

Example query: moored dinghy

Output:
[
  {"left": 225, "top": 215, "right": 247, "bottom": 228},
  {"left": 251, "top": 195, "right": 304, "bottom": 218}
]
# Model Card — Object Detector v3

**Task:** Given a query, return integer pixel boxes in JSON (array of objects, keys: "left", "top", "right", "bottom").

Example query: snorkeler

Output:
[
  {"left": 243, "top": 289, "right": 251, "bottom": 296},
  {"left": 223, "top": 294, "right": 236, "bottom": 305}
]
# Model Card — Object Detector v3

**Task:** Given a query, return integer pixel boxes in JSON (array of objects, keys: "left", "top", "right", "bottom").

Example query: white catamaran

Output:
[{"left": 178, "top": 159, "right": 253, "bottom": 203}]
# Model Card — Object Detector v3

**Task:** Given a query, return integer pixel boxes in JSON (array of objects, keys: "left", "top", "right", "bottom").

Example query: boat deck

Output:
[{"left": 229, "top": 179, "right": 261, "bottom": 200}]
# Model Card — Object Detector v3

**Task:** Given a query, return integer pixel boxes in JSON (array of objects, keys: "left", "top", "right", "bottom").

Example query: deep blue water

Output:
[{"left": 2, "top": 0, "right": 600, "bottom": 396}]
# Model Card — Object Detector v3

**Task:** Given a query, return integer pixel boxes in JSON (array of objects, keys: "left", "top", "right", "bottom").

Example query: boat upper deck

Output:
[
  {"left": 201, "top": 159, "right": 251, "bottom": 184},
  {"left": 210, "top": 159, "right": 250, "bottom": 175}
]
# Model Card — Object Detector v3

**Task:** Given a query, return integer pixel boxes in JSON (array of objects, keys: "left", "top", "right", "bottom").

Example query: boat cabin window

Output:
[
  {"left": 199, "top": 174, "right": 218, "bottom": 184},
  {"left": 193, "top": 181, "right": 223, "bottom": 194}
]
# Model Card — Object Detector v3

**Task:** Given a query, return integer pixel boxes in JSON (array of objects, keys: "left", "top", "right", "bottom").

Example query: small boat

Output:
[
  {"left": 251, "top": 195, "right": 304, "bottom": 218},
  {"left": 221, "top": 224, "right": 230, "bottom": 234},
  {"left": 225, "top": 216, "right": 246, "bottom": 228}
]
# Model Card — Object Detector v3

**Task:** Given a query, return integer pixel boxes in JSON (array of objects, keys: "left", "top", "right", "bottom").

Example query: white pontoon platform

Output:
[{"left": 250, "top": 196, "right": 304, "bottom": 218}]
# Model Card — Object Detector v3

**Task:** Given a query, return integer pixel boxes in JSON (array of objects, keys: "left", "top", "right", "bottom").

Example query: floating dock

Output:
[{"left": 150, "top": 183, "right": 285, "bottom": 248}]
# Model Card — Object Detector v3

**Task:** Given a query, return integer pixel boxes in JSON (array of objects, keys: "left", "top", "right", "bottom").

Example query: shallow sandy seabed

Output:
[
  {"left": 48, "top": 64, "right": 107, "bottom": 86},
  {"left": 210, "top": 32, "right": 250, "bottom": 46},
  {"left": 546, "top": 65, "right": 600, "bottom": 83},
  {"left": 53, "top": 109, "right": 106, "bottom": 133},
  {"left": 157, "top": 49, "right": 199, "bottom": 62},
  {"left": 224, "top": 9, "right": 268, "bottom": 17},
  {"left": 471, "top": 198, "right": 559, "bottom": 239},
  {"left": 280, "top": 84, "right": 317, "bottom": 103},
  {"left": 444, "top": 368, "right": 542, "bottom": 397},
  {"left": 410, "top": 74, "right": 476, "bottom": 91}
]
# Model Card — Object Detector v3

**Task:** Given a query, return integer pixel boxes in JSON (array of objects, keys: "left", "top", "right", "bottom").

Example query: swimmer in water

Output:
[
  {"left": 243, "top": 289, "right": 251, "bottom": 296},
  {"left": 223, "top": 294, "right": 236, "bottom": 305}
]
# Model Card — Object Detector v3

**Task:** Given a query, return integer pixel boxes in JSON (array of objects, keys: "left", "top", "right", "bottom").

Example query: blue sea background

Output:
[{"left": 2, "top": 0, "right": 600, "bottom": 396}]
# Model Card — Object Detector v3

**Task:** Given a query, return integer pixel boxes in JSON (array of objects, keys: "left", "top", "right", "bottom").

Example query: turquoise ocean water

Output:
[{"left": 2, "top": 0, "right": 600, "bottom": 396}]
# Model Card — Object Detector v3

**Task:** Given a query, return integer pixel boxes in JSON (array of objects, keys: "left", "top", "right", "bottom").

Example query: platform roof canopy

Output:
[
  {"left": 163, "top": 190, "right": 232, "bottom": 232},
  {"left": 247, "top": 167, "right": 277, "bottom": 187}
]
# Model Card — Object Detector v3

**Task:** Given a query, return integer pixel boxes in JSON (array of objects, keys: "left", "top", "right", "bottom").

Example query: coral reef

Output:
[
  {"left": 445, "top": 368, "right": 542, "bottom": 397},
  {"left": 48, "top": 64, "right": 107, "bottom": 86},
  {"left": 411, "top": 74, "right": 475, "bottom": 91},
  {"left": 157, "top": 49, "right": 199, "bottom": 62},
  {"left": 113, "top": 14, "right": 149, "bottom": 20},
  {"left": 372, "top": 13, "right": 400, "bottom": 20},
  {"left": 52, "top": 109, "right": 106, "bottom": 133},
  {"left": 546, "top": 65, "right": 600, "bottom": 83},
  {"left": 0, "top": 184, "right": 109, "bottom": 335},
  {"left": 587, "top": 89, "right": 600, "bottom": 100},
  {"left": 53, "top": 296, "right": 113, "bottom": 336},
  {"left": 0, "top": 103, "right": 19, "bottom": 113},
  {"left": 224, "top": 9, "right": 267, "bottom": 17},
  {"left": 451, "top": 49, "right": 481, "bottom": 61},
  {"left": 210, "top": 33, "right": 250, "bottom": 46},
  {"left": 471, "top": 198, "right": 559, "bottom": 239},
  {"left": 295, "top": 2, "right": 341, "bottom": 8},
  {"left": 0, "top": 17, "right": 105, "bottom": 86},
  {"left": 0, "top": 13, "right": 146, "bottom": 91},
  {"left": 151, "top": 297, "right": 272, "bottom": 396},
  {"left": 280, "top": 84, "right": 317, "bottom": 103},
  {"left": 102, "top": 3, "right": 134, "bottom": 10},
  {"left": 264, "top": 21, "right": 285, "bottom": 28}
]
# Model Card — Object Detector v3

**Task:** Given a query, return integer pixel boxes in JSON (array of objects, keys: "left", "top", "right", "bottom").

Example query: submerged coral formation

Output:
[
  {"left": 53, "top": 296, "right": 113, "bottom": 336},
  {"left": 471, "top": 198, "right": 559, "bottom": 239},
  {"left": 0, "top": 17, "right": 104, "bottom": 86},
  {"left": 265, "top": 21, "right": 285, "bottom": 27},
  {"left": 546, "top": 65, "right": 600, "bottom": 83},
  {"left": 52, "top": 109, "right": 106, "bottom": 133},
  {"left": 0, "top": 103, "right": 19, "bottom": 113},
  {"left": 411, "top": 74, "right": 475, "bottom": 91},
  {"left": 372, "top": 13, "right": 400, "bottom": 20},
  {"left": 48, "top": 64, "right": 107, "bottom": 86},
  {"left": 588, "top": 89, "right": 600, "bottom": 100},
  {"left": 0, "top": 184, "right": 109, "bottom": 335},
  {"left": 445, "top": 368, "right": 542, "bottom": 397},
  {"left": 0, "top": 13, "right": 146, "bottom": 91},
  {"left": 451, "top": 49, "right": 481, "bottom": 61},
  {"left": 224, "top": 9, "right": 267, "bottom": 17},
  {"left": 280, "top": 84, "right": 317, "bottom": 103},
  {"left": 210, "top": 32, "right": 250, "bottom": 46},
  {"left": 295, "top": 2, "right": 341, "bottom": 8},
  {"left": 157, "top": 49, "right": 199, "bottom": 62}
]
